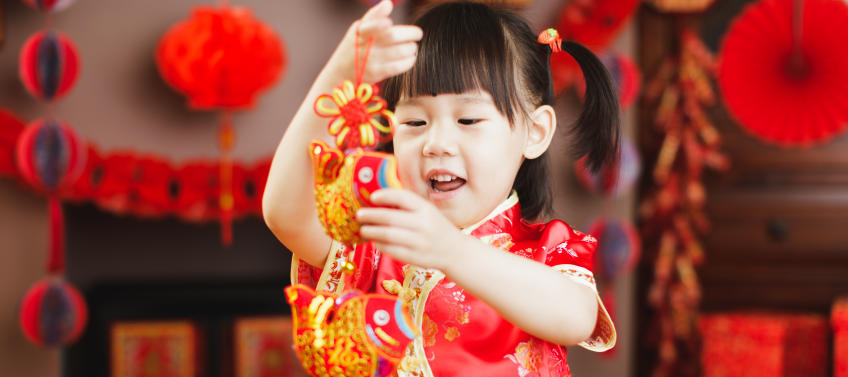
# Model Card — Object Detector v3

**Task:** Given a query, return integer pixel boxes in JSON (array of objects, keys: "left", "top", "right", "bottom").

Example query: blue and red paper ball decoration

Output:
[
  {"left": 15, "top": 117, "right": 86, "bottom": 194},
  {"left": 575, "top": 137, "right": 641, "bottom": 198},
  {"left": 19, "top": 31, "right": 80, "bottom": 102},
  {"left": 588, "top": 219, "right": 640, "bottom": 282},
  {"left": 19, "top": 277, "right": 88, "bottom": 347}
]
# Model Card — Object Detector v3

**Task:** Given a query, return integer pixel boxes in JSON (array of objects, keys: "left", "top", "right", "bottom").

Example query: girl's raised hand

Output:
[
  {"left": 356, "top": 189, "right": 470, "bottom": 271},
  {"left": 332, "top": 0, "right": 422, "bottom": 84}
]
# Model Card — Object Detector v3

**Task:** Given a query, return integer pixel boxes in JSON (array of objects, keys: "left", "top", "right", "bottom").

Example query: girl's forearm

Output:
[
  {"left": 262, "top": 30, "right": 357, "bottom": 267},
  {"left": 444, "top": 235, "right": 599, "bottom": 345}
]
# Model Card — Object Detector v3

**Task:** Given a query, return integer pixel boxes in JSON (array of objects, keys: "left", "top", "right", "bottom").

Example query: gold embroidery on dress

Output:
[
  {"left": 395, "top": 266, "right": 444, "bottom": 377},
  {"left": 505, "top": 338, "right": 543, "bottom": 377},
  {"left": 316, "top": 241, "right": 350, "bottom": 294}
]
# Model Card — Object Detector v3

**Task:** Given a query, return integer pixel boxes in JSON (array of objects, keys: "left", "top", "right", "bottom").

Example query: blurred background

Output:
[{"left": 0, "top": 0, "right": 846, "bottom": 376}]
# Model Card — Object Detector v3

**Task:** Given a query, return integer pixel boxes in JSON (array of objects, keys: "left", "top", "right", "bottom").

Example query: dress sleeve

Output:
[{"left": 539, "top": 220, "right": 617, "bottom": 352}]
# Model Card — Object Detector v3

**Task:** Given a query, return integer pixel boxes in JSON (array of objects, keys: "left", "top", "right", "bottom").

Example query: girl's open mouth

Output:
[{"left": 429, "top": 174, "right": 466, "bottom": 193}]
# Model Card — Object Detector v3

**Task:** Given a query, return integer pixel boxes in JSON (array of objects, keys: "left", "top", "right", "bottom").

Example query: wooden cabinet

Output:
[
  {"left": 699, "top": 106, "right": 848, "bottom": 313},
  {"left": 636, "top": 3, "right": 848, "bottom": 375}
]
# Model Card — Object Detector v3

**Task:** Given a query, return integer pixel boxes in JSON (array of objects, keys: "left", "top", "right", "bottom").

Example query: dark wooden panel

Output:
[
  {"left": 701, "top": 261, "right": 848, "bottom": 312},
  {"left": 703, "top": 186, "right": 848, "bottom": 262}
]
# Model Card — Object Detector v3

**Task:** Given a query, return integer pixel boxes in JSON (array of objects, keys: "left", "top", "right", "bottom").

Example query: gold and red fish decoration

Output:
[
  {"left": 285, "top": 285, "right": 417, "bottom": 377},
  {"left": 310, "top": 139, "right": 402, "bottom": 247}
]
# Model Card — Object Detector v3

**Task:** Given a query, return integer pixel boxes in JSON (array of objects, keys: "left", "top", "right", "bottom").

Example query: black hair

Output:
[{"left": 382, "top": 1, "right": 619, "bottom": 220}]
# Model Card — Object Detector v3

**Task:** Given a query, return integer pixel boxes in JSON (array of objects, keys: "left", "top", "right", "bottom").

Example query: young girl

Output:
[{"left": 263, "top": 1, "right": 618, "bottom": 376}]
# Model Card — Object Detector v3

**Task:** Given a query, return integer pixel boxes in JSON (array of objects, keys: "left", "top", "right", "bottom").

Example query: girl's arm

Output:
[
  {"left": 262, "top": 1, "right": 421, "bottom": 267},
  {"left": 357, "top": 189, "right": 598, "bottom": 345},
  {"left": 445, "top": 231, "right": 598, "bottom": 345}
]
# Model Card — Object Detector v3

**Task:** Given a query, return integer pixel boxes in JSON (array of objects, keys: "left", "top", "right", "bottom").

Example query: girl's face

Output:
[{"left": 393, "top": 90, "right": 528, "bottom": 228}]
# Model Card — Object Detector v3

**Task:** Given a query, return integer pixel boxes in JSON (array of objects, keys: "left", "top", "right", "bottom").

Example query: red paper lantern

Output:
[
  {"left": 19, "top": 277, "right": 88, "bottom": 347},
  {"left": 557, "top": 0, "right": 641, "bottom": 50},
  {"left": 718, "top": 0, "right": 848, "bottom": 147},
  {"left": 15, "top": 117, "right": 86, "bottom": 193},
  {"left": 21, "top": 0, "right": 74, "bottom": 13},
  {"left": 19, "top": 31, "right": 80, "bottom": 102},
  {"left": 156, "top": 6, "right": 286, "bottom": 110}
]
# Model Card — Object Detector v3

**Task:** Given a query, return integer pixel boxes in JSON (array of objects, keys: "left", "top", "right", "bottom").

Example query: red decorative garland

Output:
[{"left": 0, "top": 108, "right": 270, "bottom": 222}]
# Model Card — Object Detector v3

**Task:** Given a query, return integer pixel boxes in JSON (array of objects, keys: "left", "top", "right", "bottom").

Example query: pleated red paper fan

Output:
[{"left": 718, "top": 0, "right": 848, "bottom": 147}]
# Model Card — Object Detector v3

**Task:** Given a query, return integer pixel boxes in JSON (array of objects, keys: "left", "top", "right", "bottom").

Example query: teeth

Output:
[{"left": 432, "top": 174, "right": 456, "bottom": 182}]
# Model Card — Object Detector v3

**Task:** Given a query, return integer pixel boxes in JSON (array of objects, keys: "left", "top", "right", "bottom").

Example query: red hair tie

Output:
[{"left": 538, "top": 28, "right": 563, "bottom": 53}]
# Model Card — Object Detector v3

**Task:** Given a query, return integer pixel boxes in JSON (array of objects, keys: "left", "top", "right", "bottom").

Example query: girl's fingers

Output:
[
  {"left": 360, "top": 225, "right": 419, "bottom": 248},
  {"left": 356, "top": 207, "right": 418, "bottom": 229},
  {"left": 390, "top": 42, "right": 419, "bottom": 58},
  {"left": 362, "top": 0, "right": 393, "bottom": 22},
  {"left": 368, "top": 189, "right": 419, "bottom": 210},
  {"left": 358, "top": 18, "right": 393, "bottom": 38},
  {"left": 372, "top": 242, "right": 411, "bottom": 262},
  {"left": 376, "top": 25, "right": 423, "bottom": 45},
  {"left": 376, "top": 56, "right": 418, "bottom": 78},
  {"left": 369, "top": 42, "right": 417, "bottom": 66}
]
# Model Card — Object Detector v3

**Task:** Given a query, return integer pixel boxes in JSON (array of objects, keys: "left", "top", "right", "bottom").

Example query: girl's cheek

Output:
[{"left": 392, "top": 143, "right": 418, "bottom": 188}]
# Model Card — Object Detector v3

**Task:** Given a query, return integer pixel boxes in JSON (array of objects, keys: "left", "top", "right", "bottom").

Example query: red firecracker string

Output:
[{"left": 640, "top": 26, "right": 729, "bottom": 377}]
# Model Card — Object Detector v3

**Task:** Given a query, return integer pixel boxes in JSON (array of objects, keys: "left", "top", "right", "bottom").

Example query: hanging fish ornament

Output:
[
  {"left": 286, "top": 286, "right": 416, "bottom": 377},
  {"left": 286, "top": 26, "right": 415, "bottom": 377}
]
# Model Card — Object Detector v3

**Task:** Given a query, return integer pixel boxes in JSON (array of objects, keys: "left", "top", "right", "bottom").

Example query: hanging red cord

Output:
[
  {"left": 218, "top": 111, "right": 235, "bottom": 245},
  {"left": 313, "top": 27, "right": 394, "bottom": 150}
]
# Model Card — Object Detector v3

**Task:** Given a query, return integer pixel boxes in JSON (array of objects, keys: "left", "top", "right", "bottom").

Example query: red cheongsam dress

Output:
[{"left": 291, "top": 193, "right": 616, "bottom": 377}]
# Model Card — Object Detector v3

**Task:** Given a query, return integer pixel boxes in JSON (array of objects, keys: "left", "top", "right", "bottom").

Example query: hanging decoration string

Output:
[
  {"left": 354, "top": 26, "right": 375, "bottom": 86},
  {"left": 313, "top": 25, "right": 393, "bottom": 151},
  {"left": 789, "top": 0, "right": 805, "bottom": 76}
]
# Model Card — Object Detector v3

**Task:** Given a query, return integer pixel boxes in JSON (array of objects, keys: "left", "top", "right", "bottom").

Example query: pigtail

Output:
[{"left": 561, "top": 40, "right": 620, "bottom": 173}]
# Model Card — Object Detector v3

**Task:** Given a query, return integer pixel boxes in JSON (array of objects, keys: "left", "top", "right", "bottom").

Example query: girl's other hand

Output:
[
  {"left": 332, "top": 0, "right": 422, "bottom": 84},
  {"left": 356, "top": 189, "right": 468, "bottom": 270}
]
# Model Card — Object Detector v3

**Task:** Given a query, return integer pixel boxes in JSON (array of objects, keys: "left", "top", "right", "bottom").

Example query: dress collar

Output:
[{"left": 461, "top": 191, "right": 522, "bottom": 238}]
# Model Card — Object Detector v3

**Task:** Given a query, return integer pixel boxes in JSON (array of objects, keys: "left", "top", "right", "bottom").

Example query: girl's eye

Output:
[
  {"left": 403, "top": 120, "right": 427, "bottom": 127},
  {"left": 458, "top": 118, "right": 481, "bottom": 125}
]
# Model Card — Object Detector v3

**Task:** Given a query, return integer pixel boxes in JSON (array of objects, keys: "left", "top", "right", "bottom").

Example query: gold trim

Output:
[
  {"left": 395, "top": 266, "right": 444, "bottom": 377},
  {"left": 578, "top": 288, "right": 617, "bottom": 352},
  {"left": 290, "top": 255, "right": 301, "bottom": 285},
  {"left": 316, "top": 241, "right": 349, "bottom": 294},
  {"left": 551, "top": 264, "right": 617, "bottom": 352}
]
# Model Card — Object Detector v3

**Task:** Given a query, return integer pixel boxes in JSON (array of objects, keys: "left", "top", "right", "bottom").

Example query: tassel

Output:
[
  {"left": 219, "top": 112, "right": 235, "bottom": 246},
  {"left": 47, "top": 196, "right": 65, "bottom": 273}
]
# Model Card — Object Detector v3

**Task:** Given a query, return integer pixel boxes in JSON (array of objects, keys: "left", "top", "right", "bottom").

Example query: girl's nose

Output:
[{"left": 422, "top": 122, "right": 459, "bottom": 157}]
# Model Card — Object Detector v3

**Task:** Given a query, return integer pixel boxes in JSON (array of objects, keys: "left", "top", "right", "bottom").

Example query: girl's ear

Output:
[{"left": 523, "top": 105, "right": 556, "bottom": 159}]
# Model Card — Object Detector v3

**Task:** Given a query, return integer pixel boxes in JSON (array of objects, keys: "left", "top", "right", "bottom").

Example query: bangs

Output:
[{"left": 383, "top": 2, "right": 521, "bottom": 123}]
